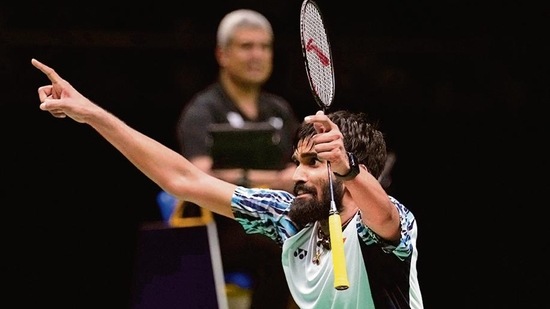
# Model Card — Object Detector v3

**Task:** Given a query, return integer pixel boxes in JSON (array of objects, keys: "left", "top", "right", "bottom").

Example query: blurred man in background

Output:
[{"left": 176, "top": 9, "right": 300, "bottom": 309}]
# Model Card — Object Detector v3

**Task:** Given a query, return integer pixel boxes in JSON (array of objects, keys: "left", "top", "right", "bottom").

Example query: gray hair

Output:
[{"left": 216, "top": 9, "right": 273, "bottom": 47}]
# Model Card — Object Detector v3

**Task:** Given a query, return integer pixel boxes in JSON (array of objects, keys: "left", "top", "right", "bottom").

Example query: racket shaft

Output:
[{"left": 329, "top": 210, "right": 350, "bottom": 290}]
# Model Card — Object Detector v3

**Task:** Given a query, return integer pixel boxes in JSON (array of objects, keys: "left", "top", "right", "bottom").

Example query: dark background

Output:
[{"left": 1, "top": 1, "right": 547, "bottom": 308}]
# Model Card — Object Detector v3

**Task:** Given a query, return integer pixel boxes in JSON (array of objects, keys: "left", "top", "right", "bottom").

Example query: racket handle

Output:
[{"left": 328, "top": 212, "right": 350, "bottom": 290}]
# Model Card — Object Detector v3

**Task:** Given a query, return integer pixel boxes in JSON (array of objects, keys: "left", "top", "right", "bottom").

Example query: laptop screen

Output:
[{"left": 208, "top": 122, "right": 286, "bottom": 170}]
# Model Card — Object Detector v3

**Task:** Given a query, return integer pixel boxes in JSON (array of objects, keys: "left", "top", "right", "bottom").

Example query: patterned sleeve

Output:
[
  {"left": 357, "top": 196, "right": 418, "bottom": 261},
  {"left": 231, "top": 186, "right": 299, "bottom": 247}
]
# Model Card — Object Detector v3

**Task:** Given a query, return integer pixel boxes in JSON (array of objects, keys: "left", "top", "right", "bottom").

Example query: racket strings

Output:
[{"left": 302, "top": 3, "right": 334, "bottom": 107}]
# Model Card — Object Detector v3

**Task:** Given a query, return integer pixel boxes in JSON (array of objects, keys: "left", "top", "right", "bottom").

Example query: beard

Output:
[{"left": 288, "top": 178, "right": 344, "bottom": 227}]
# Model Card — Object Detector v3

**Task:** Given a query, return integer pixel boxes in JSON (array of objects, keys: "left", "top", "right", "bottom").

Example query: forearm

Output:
[
  {"left": 85, "top": 106, "right": 193, "bottom": 193},
  {"left": 85, "top": 106, "right": 237, "bottom": 217},
  {"left": 346, "top": 167, "right": 401, "bottom": 241}
]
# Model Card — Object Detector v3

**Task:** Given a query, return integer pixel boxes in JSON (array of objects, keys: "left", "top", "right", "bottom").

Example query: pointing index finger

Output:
[{"left": 31, "top": 58, "right": 62, "bottom": 84}]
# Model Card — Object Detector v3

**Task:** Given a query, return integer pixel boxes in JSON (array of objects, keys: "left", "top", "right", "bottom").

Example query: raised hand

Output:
[
  {"left": 32, "top": 58, "right": 98, "bottom": 123},
  {"left": 303, "top": 110, "right": 348, "bottom": 175}
]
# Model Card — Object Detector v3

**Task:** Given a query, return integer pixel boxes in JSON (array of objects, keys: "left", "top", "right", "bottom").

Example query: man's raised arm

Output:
[{"left": 31, "top": 58, "right": 237, "bottom": 218}]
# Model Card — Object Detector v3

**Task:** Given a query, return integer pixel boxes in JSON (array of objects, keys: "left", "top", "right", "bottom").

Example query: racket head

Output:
[{"left": 300, "top": 0, "right": 335, "bottom": 111}]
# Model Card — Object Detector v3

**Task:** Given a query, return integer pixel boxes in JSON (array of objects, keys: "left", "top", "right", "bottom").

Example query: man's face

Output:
[
  {"left": 288, "top": 139, "right": 344, "bottom": 227},
  {"left": 219, "top": 27, "right": 273, "bottom": 86}
]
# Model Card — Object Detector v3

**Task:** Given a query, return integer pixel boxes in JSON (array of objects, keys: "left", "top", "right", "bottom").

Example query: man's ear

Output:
[{"left": 215, "top": 46, "right": 226, "bottom": 67}]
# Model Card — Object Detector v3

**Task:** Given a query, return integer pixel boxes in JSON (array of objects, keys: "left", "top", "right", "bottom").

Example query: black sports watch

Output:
[{"left": 333, "top": 152, "right": 360, "bottom": 181}]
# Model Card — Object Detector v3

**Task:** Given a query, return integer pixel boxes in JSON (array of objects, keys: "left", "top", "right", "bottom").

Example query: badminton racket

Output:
[{"left": 300, "top": 0, "right": 349, "bottom": 291}]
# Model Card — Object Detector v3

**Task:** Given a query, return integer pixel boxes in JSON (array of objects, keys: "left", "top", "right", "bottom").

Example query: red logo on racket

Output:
[{"left": 306, "top": 38, "right": 330, "bottom": 66}]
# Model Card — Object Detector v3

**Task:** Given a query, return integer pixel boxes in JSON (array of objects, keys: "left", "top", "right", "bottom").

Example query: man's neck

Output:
[
  {"left": 220, "top": 73, "right": 261, "bottom": 120},
  {"left": 318, "top": 207, "right": 359, "bottom": 237}
]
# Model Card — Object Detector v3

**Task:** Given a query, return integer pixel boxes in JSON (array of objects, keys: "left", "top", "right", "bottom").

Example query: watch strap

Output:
[{"left": 333, "top": 152, "right": 360, "bottom": 181}]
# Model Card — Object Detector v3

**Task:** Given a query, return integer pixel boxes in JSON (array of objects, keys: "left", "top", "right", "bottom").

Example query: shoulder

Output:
[
  {"left": 259, "top": 92, "right": 297, "bottom": 118},
  {"left": 357, "top": 196, "right": 419, "bottom": 256},
  {"left": 388, "top": 196, "right": 415, "bottom": 219},
  {"left": 188, "top": 83, "right": 225, "bottom": 105},
  {"left": 233, "top": 187, "right": 294, "bottom": 210},
  {"left": 182, "top": 83, "right": 229, "bottom": 117},
  {"left": 260, "top": 91, "right": 291, "bottom": 107}
]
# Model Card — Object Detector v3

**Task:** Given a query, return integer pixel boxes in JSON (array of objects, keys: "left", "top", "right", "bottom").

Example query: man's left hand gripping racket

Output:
[{"left": 300, "top": 0, "right": 350, "bottom": 291}]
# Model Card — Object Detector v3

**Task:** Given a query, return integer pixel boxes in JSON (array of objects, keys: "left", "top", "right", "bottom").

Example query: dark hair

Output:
[{"left": 295, "top": 110, "right": 387, "bottom": 179}]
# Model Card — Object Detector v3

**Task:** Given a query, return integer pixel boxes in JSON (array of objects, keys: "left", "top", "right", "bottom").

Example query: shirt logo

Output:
[{"left": 293, "top": 248, "right": 308, "bottom": 260}]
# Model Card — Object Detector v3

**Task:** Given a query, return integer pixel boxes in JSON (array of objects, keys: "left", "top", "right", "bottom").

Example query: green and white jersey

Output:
[{"left": 231, "top": 187, "right": 423, "bottom": 309}]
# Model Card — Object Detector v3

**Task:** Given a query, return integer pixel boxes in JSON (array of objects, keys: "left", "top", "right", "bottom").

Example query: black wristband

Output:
[{"left": 333, "top": 152, "right": 360, "bottom": 181}]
